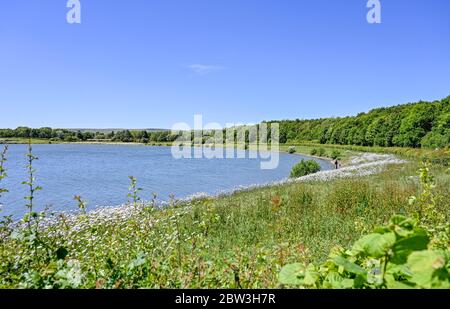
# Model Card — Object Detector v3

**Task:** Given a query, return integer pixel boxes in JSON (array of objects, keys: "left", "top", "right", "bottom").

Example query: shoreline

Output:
[{"left": 32, "top": 152, "right": 407, "bottom": 228}]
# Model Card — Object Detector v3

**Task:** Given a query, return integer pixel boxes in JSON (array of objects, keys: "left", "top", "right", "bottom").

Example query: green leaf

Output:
[
  {"left": 391, "top": 228, "right": 429, "bottom": 264},
  {"left": 332, "top": 256, "right": 366, "bottom": 277},
  {"left": 303, "top": 265, "right": 320, "bottom": 286},
  {"left": 279, "top": 263, "right": 306, "bottom": 286},
  {"left": 352, "top": 232, "right": 396, "bottom": 258},
  {"left": 385, "top": 274, "right": 415, "bottom": 289},
  {"left": 323, "top": 272, "right": 344, "bottom": 289},
  {"left": 390, "top": 215, "right": 416, "bottom": 229},
  {"left": 407, "top": 250, "right": 448, "bottom": 288},
  {"left": 341, "top": 278, "right": 355, "bottom": 289}
]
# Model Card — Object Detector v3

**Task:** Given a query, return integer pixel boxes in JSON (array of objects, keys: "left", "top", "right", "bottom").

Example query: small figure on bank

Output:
[{"left": 334, "top": 159, "right": 340, "bottom": 170}]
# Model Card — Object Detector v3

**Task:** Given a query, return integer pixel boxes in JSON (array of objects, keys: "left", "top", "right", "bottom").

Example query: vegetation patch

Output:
[{"left": 290, "top": 160, "right": 321, "bottom": 178}]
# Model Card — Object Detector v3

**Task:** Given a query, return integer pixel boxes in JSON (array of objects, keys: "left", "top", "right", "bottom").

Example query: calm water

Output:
[{"left": 0, "top": 144, "right": 332, "bottom": 218}]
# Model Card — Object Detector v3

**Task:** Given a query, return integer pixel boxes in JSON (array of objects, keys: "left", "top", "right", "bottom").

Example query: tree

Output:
[{"left": 394, "top": 103, "right": 436, "bottom": 147}]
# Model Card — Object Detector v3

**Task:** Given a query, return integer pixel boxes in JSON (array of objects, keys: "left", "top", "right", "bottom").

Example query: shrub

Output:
[
  {"left": 317, "top": 148, "right": 326, "bottom": 157},
  {"left": 290, "top": 160, "right": 321, "bottom": 178},
  {"left": 310, "top": 148, "right": 318, "bottom": 156},
  {"left": 331, "top": 150, "right": 341, "bottom": 160},
  {"left": 288, "top": 146, "right": 296, "bottom": 154}
]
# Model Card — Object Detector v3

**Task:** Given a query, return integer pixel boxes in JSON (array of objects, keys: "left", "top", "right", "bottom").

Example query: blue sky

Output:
[{"left": 1, "top": 0, "right": 449, "bottom": 129}]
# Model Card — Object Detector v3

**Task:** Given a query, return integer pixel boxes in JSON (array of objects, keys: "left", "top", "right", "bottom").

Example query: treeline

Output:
[
  {"left": 1, "top": 96, "right": 449, "bottom": 148},
  {"left": 0, "top": 127, "right": 177, "bottom": 143},
  {"left": 271, "top": 96, "right": 450, "bottom": 149},
  {"left": 0, "top": 126, "right": 257, "bottom": 145}
]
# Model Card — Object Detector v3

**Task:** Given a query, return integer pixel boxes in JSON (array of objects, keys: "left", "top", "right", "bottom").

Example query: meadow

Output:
[{"left": 0, "top": 142, "right": 448, "bottom": 288}]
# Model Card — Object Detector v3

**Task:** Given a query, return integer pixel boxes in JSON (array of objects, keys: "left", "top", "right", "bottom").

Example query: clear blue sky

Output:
[{"left": 1, "top": 0, "right": 449, "bottom": 129}]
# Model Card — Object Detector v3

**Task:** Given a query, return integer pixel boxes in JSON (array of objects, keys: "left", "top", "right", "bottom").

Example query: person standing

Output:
[{"left": 334, "top": 159, "right": 339, "bottom": 169}]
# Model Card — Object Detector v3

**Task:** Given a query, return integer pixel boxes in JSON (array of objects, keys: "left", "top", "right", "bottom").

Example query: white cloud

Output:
[{"left": 187, "top": 64, "right": 225, "bottom": 76}]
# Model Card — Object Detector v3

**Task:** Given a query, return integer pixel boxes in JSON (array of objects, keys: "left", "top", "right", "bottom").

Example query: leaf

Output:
[
  {"left": 323, "top": 272, "right": 343, "bottom": 288},
  {"left": 341, "top": 278, "right": 355, "bottom": 289},
  {"left": 391, "top": 228, "right": 429, "bottom": 264},
  {"left": 324, "top": 271, "right": 355, "bottom": 288},
  {"left": 385, "top": 274, "right": 415, "bottom": 289},
  {"left": 390, "top": 216, "right": 419, "bottom": 238},
  {"left": 352, "top": 232, "right": 396, "bottom": 258},
  {"left": 279, "top": 263, "right": 306, "bottom": 286},
  {"left": 390, "top": 215, "right": 416, "bottom": 229},
  {"left": 332, "top": 256, "right": 366, "bottom": 277},
  {"left": 407, "top": 250, "right": 448, "bottom": 288},
  {"left": 303, "top": 265, "right": 320, "bottom": 286}
]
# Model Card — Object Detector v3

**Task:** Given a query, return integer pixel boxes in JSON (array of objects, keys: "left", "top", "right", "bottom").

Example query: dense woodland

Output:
[
  {"left": 1, "top": 96, "right": 449, "bottom": 148},
  {"left": 271, "top": 96, "right": 450, "bottom": 148}
]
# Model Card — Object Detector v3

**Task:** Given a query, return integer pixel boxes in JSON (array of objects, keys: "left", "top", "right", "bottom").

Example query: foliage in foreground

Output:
[
  {"left": 290, "top": 160, "right": 321, "bottom": 178},
  {"left": 280, "top": 163, "right": 450, "bottom": 288},
  {"left": 279, "top": 215, "right": 450, "bottom": 288}
]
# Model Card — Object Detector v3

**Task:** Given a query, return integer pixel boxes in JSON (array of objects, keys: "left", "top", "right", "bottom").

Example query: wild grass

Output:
[{"left": 0, "top": 146, "right": 448, "bottom": 288}]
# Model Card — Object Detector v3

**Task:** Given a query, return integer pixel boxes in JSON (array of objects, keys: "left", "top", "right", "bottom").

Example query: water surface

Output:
[{"left": 0, "top": 144, "right": 332, "bottom": 218}]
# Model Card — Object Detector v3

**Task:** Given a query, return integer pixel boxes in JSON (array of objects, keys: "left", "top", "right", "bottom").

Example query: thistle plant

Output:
[
  {"left": 127, "top": 176, "right": 142, "bottom": 209},
  {"left": 408, "top": 161, "right": 444, "bottom": 226},
  {"left": 22, "top": 140, "right": 42, "bottom": 224},
  {"left": 0, "top": 145, "right": 8, "bottom": 207},
  {"left": 74, "top": 195, "right": 87, "bottom": 214}
]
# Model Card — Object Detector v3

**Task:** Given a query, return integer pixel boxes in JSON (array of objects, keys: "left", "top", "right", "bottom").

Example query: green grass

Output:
[
  {"left": 1, "top": 159, "right": 448, "bottom": 288},
  {"left": 0, "top": 138, "right": 53, "bottom": 144}
]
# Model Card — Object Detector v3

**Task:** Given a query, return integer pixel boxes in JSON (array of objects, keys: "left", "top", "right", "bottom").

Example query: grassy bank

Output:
[
  {"left": 0, "top": 154, "right": 448, "bottom": 288},
  {"left": 290, "top": 142, "right": 450, "bottom": 166}
]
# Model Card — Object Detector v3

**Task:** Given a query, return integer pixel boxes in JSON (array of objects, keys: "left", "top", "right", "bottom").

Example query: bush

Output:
[
  {"left": 331, "top": 150, "right": 341, "bottom": 160},
  {"left": 317, "top": 148, "right": 326, "bottom": 157},
  {"left": 290, "top": 160, "right": 321, "bottom": 178},
  {"left": 288, "top": 146, "right": 296, "bottom": 154},
  {"left": 310, "top": 148, "right": 318, "bottom": 156}
]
